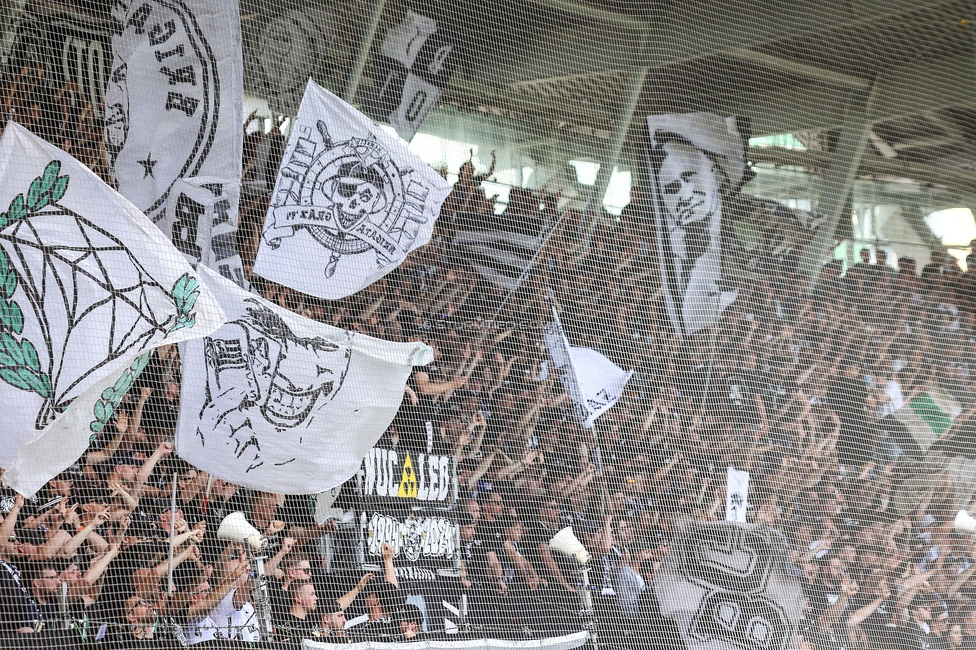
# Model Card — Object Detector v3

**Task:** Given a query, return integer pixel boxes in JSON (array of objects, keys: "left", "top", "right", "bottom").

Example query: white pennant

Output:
[
  {"left": 176, "top": 266, "right": 432, "bottom": 494},
  {"left": 0, "top": 123, "right": 226, "bottom": 494},
  {"left": 543, "top": 307, "right": 632, "bottom": 429}
]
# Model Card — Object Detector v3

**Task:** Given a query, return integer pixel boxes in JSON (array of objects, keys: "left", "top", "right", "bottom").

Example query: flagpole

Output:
[
  {"left": 167, "top": 470, "right": 177, "bottom": 596},
  {"left": 473, "top": 210, "right": 567, "bottom": 351}
]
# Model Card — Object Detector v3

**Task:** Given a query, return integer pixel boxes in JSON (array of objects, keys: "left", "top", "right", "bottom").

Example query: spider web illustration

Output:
[{"left": 1, "top": 207, "right": 179, "bottom": 427}]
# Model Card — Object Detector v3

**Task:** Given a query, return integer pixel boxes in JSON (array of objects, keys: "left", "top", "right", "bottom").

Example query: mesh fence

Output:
[{"left": 0, "top": 1, "right": 975, "bottom": 649}]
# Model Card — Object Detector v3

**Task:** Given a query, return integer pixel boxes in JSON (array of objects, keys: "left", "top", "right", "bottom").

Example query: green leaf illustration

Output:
[
  {"left": 41, "top": 160, "right": 60, "bottom": 191},
  {"left": 8, "top": 194, "right": 25, "bottom": 222},
  {"left": 89, "top": 352, "right": 152, "bottom": 433},
  {"left": 169, "top": 273, "right": 200, "bottom": 333},
  {"left": 0, "top": 250, "right": 17, "bottom": 300},
  {"left": 0, "top": 161, "right": 64, "bottom": 400},
  {"left": 51, "top": 176, "right": 68, "bottom": 202}
]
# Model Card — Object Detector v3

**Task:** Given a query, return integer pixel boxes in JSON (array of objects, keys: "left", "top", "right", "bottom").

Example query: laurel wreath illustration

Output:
[
  {"left": 0, "top": 161, "right": 68, "bottom": 399},
  {"left": 0, "top": 160, "right": 200, "bottom": 409},
  {"left": 89, "top": 352, "right": 152, "bottom": 434}
]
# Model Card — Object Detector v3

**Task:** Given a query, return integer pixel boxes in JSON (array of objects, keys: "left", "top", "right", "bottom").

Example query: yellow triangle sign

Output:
[{"left": 398, "top": 454, "right": 418, "bottom": 498}]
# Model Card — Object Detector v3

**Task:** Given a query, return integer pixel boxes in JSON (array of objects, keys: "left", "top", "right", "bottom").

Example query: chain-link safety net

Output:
[{"left": 0, "top": 1, "right": 974, "bottom": 650}]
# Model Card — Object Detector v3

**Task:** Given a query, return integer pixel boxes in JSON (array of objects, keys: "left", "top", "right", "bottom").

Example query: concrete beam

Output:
[
  {"left": 749, "top": 148, "right": 976, "bottom": 200},
  {"left": 723, "top": 52, "right": 976, "bottom": 136},
  {"left": 504, "top": 0, "right": 950, "bottom": 83},
  {"left": 798, "top": 84, "right": 879, "bottom": 284}
]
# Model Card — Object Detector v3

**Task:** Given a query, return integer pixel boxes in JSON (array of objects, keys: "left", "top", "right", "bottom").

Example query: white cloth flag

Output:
[
  {"left": 726, "top": 467, "right": 749, "bottom": 523},
  {"left": 647, "top": 113, "right": 745, "bottom": 339},
  {"left": 0, "top": 123, "right": 226, "bottom": 491},
  {"left": 6, "top": 354, "right": 151, "bottom": 497},
  {"left": 543, "top": 308, "right": 632, "bottom": 428},
  {"left": 160, "top": 177, "right": 249, "bottom": 289},
  {"left": 105, "top": 0, "right": 243, "bottom": 223},
  {"left": 176, "top": 266, "right": 433, "bottom": 494},
  {"left": 253, "top": 80, "right": 451, "bottom": 300}
]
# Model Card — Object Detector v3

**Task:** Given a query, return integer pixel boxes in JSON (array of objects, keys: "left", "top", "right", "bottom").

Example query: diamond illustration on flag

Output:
[{"left": 0, "top": 165, "right": 201, "bottom": 428}]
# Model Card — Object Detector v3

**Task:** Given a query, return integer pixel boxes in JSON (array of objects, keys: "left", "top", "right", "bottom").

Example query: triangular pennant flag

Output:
[
  {"left": 543, "top": 307, "right": 632, "bottom": 428},
  {"left": 176, "top": 266, "right": 432, "bottom": 494}
]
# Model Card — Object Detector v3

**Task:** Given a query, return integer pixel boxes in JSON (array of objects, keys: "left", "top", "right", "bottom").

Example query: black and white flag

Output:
[
  {"left": 647, "top": 113, "right": 748, "bottom": 339},
  {"left": 249, "top": 9, "right": 331, "bottom": 116},
  {"left": 543, "top": 308, "right": 632, "bottom": 429},
  {"left": 105, "top": 0, "right": 244, "bottom": 225},
  {"left": 452, "top": 228, "right": 545, "bottom": 290},
  {"left": 252, "top": 79, "right": 451, "bottom": 300},
  {"left": 367, "top": 11, "right": 460, "bottom": 141},
  {"left": 654, "top": 521, "right": 802, "bottom": 650},
  {"left": 176, "top": 266, "right": 433, "bottom": 494},
  {"left": 160, "top": 178, "right": 248, "bottom": 289},
  {"left": 0, "top": 123, "right": 225, "bottom": 494}
]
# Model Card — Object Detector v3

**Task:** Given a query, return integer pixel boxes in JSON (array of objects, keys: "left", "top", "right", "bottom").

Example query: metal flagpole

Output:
[{"left": 166, "top": 471, "right": 177, "bottom": 596}]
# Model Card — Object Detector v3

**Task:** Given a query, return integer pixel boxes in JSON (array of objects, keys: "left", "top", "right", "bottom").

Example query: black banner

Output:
[
  {"left": 364, "top": 10, "right": 460, "bottom": 141},
  {"left": 4, "top": 1, "right": 114, "bottom": 120}
]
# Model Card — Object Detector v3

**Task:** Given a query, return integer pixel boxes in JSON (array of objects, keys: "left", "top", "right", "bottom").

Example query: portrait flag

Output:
[
  {"left": 176, "top": 266, "right": 433, "bottom": 494},
  {"left": 252, "top": 79, "right": 451, "bottom": 300},
  {"left": 646, "top": 113, "right": 748, "bottom": 339},
  {"left": 543, "top": 307, "right": 633, "bottom": 428},
  {"left": 104, "top": 0, "right": 244, "bottom": 223},
  {"left": 0, "top": 122, "right": 226, "bottom": 489}
]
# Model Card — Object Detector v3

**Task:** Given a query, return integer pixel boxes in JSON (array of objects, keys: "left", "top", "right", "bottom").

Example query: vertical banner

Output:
[
  {"left": 646, "top": 113, "right": 748, "bottom": 339},
  {"left": 247, "top": 8, "right": 331, "bottom": 116},
  {"left": 725, "top": 467, "right": 749, "bottom": 523},
  {"left": 105, "top": 0, "right": 244, "bottom": 229},
  {"left": 160, "top": 178, "right": 248, "bottom": 288},
  {"left": 366, "top": 11, "right": 461, "bottom": 141}
]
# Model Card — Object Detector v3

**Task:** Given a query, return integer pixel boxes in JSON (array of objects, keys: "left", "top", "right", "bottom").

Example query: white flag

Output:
[
  {"left": 5, "top": 353, "right": 151, "bottom": 497},
  {"left": 543, "top": 308, "right": 632, "bottom": 428},
  {"left": 646, "top": 113, "right": 745, "bottom": 339},
  {"left": 726, "top": 467, "right": 749, "bottom": 523},
  {"left": 0, "top": 122, "right": 226, "bottom": 484},
  {"left": 176, "top": 266, "right": 433, "bottom": 494},
  {"left": 160, "top": 177, "right": 249, "bottom": 289},
  {"left": 252, "top": 80, "right": 451, "bottom": 300},
  {"left": 105, "top": 0, "right": 243, "bottom": 224},
  {"left": 369, "top": 11, "right": 460, "bottom": 141}
]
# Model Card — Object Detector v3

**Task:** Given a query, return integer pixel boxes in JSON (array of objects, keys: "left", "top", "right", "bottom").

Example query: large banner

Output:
[
  {"left": 654, "top": 521, "right": 803, "bottom": 650},
  {"left": 366, "top": 11, "right": 461, "bottom": 141},
  {"left": 360, "top": 446, "right": 458, "bottom": 508},
  {"left": 105, "top": 0, "right": 243, "bottom": 225},
  {"left": 176, "top": 266, "right": 432, "bottom": 494},
  {"left": 253, "top": 80, "right": 451, "bottom": 300},
  {"left": 0, "top": 122, "right": 225, "bottom": 489},
  {"left": 3, "top": 1, "right": 114, "bottom": 121},
  {"left": 245, "top": 8, "right": 331, "bottom": 116},
  {"left": 359, "top": 510, "right": 459, "bottom": 582},
  {"left": 646, "top": 113, "right": 748, "bottom": 339}
]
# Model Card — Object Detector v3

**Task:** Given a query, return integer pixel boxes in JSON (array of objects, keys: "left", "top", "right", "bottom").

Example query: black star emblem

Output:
[{"left": 137, "top": 153, "right": 157, "bottom": 178}]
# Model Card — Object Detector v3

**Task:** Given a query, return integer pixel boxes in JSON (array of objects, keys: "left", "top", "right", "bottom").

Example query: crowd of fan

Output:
[{"left": 3, "top": 106, "right": 976, "bottom": 650}]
